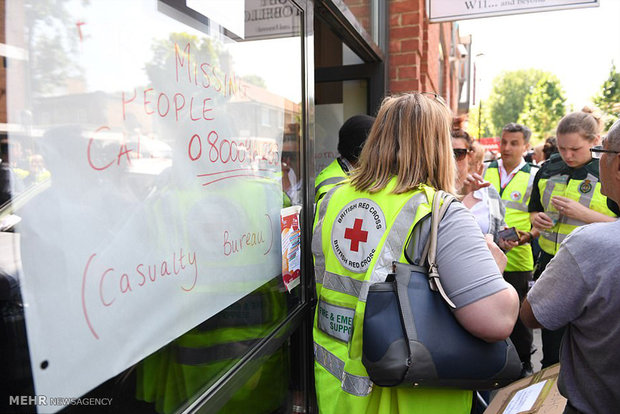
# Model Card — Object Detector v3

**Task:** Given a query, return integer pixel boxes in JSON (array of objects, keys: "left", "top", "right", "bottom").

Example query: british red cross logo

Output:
[{"left": 344, "top": 218, "right": 368, "bottom": 252}]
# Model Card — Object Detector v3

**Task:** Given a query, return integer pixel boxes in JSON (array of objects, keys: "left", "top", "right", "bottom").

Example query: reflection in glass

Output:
[
  {"left": 315, "top": 80, "right": 368, "bottom": 177},
  {"left": 343, "top": 0, "right": 373, "bottom": 39},
  {"left": 1, "top": 0, "right": 303, "bottom": 412}
]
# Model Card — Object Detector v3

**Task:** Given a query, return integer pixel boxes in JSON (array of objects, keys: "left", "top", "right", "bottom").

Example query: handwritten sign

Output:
[{"left": 6, "top": 1, "right": 301, "bottom": 412}]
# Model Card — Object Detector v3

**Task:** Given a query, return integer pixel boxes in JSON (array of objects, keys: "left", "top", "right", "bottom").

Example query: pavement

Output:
[{"left": 531, "top": 328, "right": 543, "bottom": 373}]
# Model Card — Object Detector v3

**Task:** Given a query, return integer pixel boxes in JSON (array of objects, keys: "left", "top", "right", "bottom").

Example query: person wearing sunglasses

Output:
[
  {"left": 528, "top": 107, "right": 620, "bottom": 369},
  {"left": 521, "top": 118, "right": 620, "bottom": 414},
  {"left": 452, "top": 130, "right": 515, "bottom": 250},
  {"left": 312, "top": 93, "right": 518, "bottom": 414}
]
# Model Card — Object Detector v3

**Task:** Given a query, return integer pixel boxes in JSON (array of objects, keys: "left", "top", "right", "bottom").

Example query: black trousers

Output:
[
  {"left": 534, "top": 251, "right": 566, "bottom": 368},
  {"left": 504, "top": 270, "right": 534, "bottom": 365},
  {"left": 563, "top": 401, "right": 584, "bottom": 414}
]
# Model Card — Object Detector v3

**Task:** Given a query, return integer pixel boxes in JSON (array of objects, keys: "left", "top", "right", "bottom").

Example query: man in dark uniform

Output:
[{"left": 314, "top": 114, "right": 374, "bottom": 202}]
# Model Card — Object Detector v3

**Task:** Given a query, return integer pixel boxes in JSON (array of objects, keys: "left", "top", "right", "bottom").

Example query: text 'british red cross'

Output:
[{"left": 344, "top": 218, "right": 368, "bottom": 252}]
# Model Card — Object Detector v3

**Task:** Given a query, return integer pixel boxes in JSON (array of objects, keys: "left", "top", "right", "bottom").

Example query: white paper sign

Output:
[
  {"left": 427, "top": 0, "right": 598, "bottom": 22},
  {"left": 5, "top": 1, "right": 301, "bottom": 411},
  {"left": 502, "top": 380, "right": 548, "bottom": 414}
]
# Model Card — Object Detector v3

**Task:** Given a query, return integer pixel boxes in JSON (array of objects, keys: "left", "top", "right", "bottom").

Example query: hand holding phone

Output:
[{"left": 498, "top": 227, "right": 520, "bottom": 242}]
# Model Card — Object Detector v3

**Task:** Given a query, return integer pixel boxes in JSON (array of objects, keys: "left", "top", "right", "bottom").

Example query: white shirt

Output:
[
  {"left": 469, "top": 188, "right": 491, "bottom": 234},
  {"left": 498, "top": 158, "right": 526, "bottom": 189}
]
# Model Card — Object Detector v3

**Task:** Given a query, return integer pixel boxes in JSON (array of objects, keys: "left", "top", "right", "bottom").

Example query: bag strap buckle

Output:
[{"left": 428, "top": 271, "right": 457, "bottom": 310}]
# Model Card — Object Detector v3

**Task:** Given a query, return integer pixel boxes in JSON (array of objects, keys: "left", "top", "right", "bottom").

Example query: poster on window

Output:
[{"left": 4, "top": 0, "right": 302, "bottom": 411}]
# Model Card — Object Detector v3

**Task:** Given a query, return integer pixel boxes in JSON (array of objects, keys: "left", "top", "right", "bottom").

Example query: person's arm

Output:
[
  {"left": 455, "top": 286, "right": 519, "bottom": 342},
  {"left": 550, "top": 195, "right": 617, "bottom": 224},
  {"left": 516, "top": 227, "right": 540, "bottom": 245},
  {"left": 530, "top": 211, "right": 555, "bottom": 230},
  {"left": 519, "top": 230, "right": 588, "bottom": 331},
  {"left": 461, "top": 172, "right": 491, "bottom": 196},
  {"left": 527, "top": 168, "right": 555, "bottom": 230},
  {"left": 527, "top": 167, "right": 544, "bottom": 213},
  {"left": 485, "top": 234, "right": 508, "bottom": 272},
  {"left": 520, "top": 298, "right": 543, "bottom": 329},
  {"left": 498, "top": 237, "right": 518, "bottom": 253},
  {"left": 435, "top": 203, "right": 519, "bottom": 343}
]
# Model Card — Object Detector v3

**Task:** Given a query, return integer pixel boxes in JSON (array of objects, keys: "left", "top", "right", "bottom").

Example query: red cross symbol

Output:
[{"left": 344, "top": 218, "right": 368, "bottom": 252}]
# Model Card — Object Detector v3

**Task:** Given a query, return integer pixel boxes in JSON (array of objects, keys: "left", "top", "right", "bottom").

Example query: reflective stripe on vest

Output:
[
  {"left": 538, "top": 174, "right": 569, "bottom": 255},
  {"left": 316, "top": 176, "right": 346, "bottom": 194},
  {"left": 312, "top": 184, "right": 471, "bottom": 412},
  {"left": 538, "top": 172, "right": 616, "bottom": 255},
  {"left": 175, "top": 339, "right": 257, "bottom": 365},
  {"left": 313, "top": 189, "right": 428, "bottom": 298},
  {"left": 315, "top": 159, "right": 348, "bottom": 202},
  {"left": 484, "top": 165, "right": 537, "bottom": 271},
  {"left": 314, "top": 341, "right": 373, "bottom": 397},
  {"left": 313, "top": 183, "right": 433, "bottom": 398},
  {"left": 489, "top": 194, "right": 501, "bottom": 222},
  {"left": 313, "top": 184, "right": 341, "bottom": 286},
  {"left": 542, "top": 174, "right": 568, "bottom": 209},
  {"left": 322, "top": 271, "right": 370, "bottom": 302},
  {"left": 371, "top": 191, "right": 428, "bottom": 284},
  {"left": 504, "top": 170, "right": 537, "bottom": 212}
]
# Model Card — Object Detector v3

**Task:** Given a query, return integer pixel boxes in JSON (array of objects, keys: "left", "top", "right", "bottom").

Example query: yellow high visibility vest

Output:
[
  {"left": 484, "top": 162, "right": 538, "bottom": 272},
  {"left": 314, "top": 159, "right": 348, "bottom": 203},
  {"left": 312, "top": 179, "right": 471, "bottom": 414},
  {"left": 534, "top": 157, "right": 617, "bottom": 255},
  {"left": 137, "top": 176, "right": 286, "bottom": 413}
]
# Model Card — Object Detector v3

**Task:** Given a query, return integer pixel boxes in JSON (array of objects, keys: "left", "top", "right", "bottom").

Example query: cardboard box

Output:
[{"left": 484, "top": 364, "right": 567, "bottom": 414}]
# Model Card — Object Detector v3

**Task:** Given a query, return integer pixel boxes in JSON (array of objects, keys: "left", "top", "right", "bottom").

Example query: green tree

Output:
[
  {"left": 486, "top": 69, "right": 546, "bottom": 136},
  {"left": 25, "top": 0, "right": 87, "bottom": 95},
  {"left": 518, "top": 74, "right": 566, "bottom": 143},
  {"left": 145, "top": 32, "right": 229, "bottom": 89},
  {"left": 241, "top": 75, "right": 267, "bottom": 89},
  {"left": 592, "top": 63, "right": 620, "bottom": 130},
  {"left": 466, "top": 104, "right": 493, "bottom": 139}
]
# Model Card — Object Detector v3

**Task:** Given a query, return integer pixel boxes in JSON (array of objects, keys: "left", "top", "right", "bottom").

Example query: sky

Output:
[
  {"left": 457, "top": 0, "right": 620, "bottom": 109},
  {"left": 35, "top": 0, "right": 620, "bottom": 108}
]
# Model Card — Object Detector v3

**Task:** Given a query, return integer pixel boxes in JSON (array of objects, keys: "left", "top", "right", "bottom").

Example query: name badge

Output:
[{"left": 317, "top": 299, "right": 355, "bottom": 342}]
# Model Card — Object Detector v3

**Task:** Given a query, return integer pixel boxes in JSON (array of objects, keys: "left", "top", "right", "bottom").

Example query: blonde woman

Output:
[
  {"left": 529, "top": 107, "right": 619, "bottom": 369},
  {"left": 312, "top": 93, "right": 519, "bottom": 414}
]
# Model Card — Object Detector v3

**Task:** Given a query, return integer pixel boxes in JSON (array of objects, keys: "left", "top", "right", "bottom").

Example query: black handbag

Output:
[{"left": 362, "top": 190, "right": 521, "bottom": 390}]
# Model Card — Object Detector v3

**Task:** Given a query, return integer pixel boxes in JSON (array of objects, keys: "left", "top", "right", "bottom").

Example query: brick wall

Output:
[
  {"left": 388, "top": 0, "right": 461, "bottom": 113},
  {"left": 389, "top": 0, "right": 424, "bottom": 92}
]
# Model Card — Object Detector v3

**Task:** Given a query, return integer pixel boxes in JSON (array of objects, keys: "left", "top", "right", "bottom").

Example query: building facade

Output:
[{"left": 0, "top": 1, "right": 470, "bottom": 413}]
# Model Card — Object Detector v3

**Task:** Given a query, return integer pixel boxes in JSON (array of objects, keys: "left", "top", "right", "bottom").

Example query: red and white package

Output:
[{"left": 280, "top": 206, "right": 302, "bottom": 292}]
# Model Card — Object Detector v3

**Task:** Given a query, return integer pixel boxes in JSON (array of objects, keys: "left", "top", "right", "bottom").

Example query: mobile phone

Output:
[{"left": 498, "top": 227, "right": 520, "bottom": 242}]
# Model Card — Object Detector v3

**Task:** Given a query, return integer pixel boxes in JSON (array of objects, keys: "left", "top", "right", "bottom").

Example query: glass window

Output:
[
  {"left": 315, "top": 79, "right": 368, "bottom": 178},
  {"left": 342, "top": 0, "right": 375, "bottom": 42},
  {"left": 0, "top": 0, "right": 304, "bottom": 412}
]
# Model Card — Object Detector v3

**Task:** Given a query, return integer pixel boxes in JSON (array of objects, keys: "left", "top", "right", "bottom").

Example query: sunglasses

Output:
[
  {"left": 453, "top": 148, "right": 469, "bottom": 161},
  {"left": 415, "top": 91, "right": 447, "bottom": 105}
]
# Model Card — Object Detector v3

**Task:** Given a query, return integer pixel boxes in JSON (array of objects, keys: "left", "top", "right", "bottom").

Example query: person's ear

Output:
[
  {"left": 614, "top": 153, "right": 620, "bottom": 178},
  {"left": 594, "top": 134, "right": 602, "bottom": 146}
]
